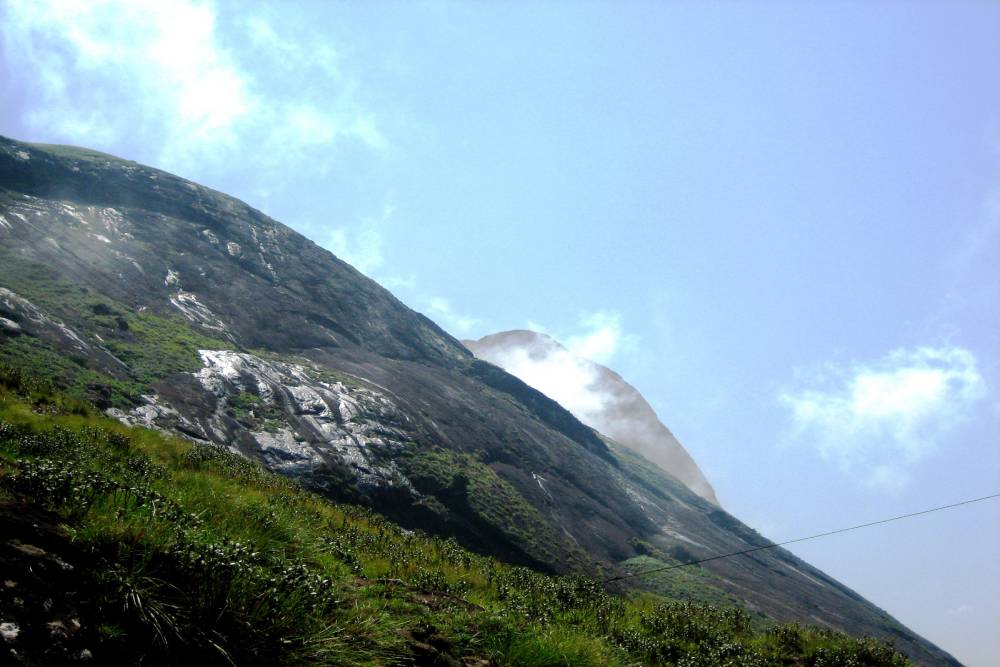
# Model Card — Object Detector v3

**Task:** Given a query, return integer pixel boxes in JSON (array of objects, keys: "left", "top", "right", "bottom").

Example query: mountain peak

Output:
[{"left": 464, "top": 329, "right": 720, "bottom": 505}]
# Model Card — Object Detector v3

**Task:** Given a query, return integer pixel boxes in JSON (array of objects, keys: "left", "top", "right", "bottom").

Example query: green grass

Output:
[
  {"left": 0, "top": 334, "right": 147, "bottom": 409},
  {"left": 401, "top": 448, "right": 572, "bottom": 567},
  {"left": 620, "top": 554, "right": 761, "bottom": 620},
  {"left": 25, "top": 141, "right": 126, "bottom": 163},
  {"left": 0, "top": 366, "right": 913, "bottom": 665},
  {"left": 102, "top": 310, "right": 231, "bottom": 385},
  {"left": 0, "top": 248, "right": 231, "bottom": 407}
]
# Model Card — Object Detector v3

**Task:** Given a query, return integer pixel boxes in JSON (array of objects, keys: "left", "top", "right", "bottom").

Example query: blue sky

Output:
[{"left": 1, "top": 1, "right": 998, "bottom": 663}]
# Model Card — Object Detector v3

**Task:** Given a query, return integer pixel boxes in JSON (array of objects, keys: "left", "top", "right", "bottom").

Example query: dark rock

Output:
[{"left": 0, "top": 501, "right": 101, "bottom": 664}]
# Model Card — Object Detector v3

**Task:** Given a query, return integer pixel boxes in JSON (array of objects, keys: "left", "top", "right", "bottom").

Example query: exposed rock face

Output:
[
  {"left": 465, "top": 330, "right": 719, "bottom": 505},
  {"left": 0, "top": 135, "right": 961, "bottom": 666},
  {"left": 111, "top": 350, "right": 415, "bottom": 492},
  {"left": 0, "top": 141, "right": 465, "bottom": 366}
]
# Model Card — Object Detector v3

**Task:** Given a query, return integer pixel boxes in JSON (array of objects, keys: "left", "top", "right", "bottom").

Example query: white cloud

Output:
[
  {"left": 0, "top": 0, "right": 386, "bottom": 172},
  {"left": 564, "top": 310, "right": 636, "bottom": 365},
  {"left": 489, "top": 343, "right": 608, "bottom": 423},
  {"left": 325, "top": 201, "right": 395, "bottom": 276},
  {"left": 779, "top": 346, "right": 986, "bottom": 490},
  {"left": 865, "top": 465, "right": 909, "bottom": 494},
  {"left": 525, "top": 319, "right": 551, "bottom": 336},
  {"left": 325, "top": 226, "right": 384, "bottom": 276},
  {"left": 380, "top": 274, "right": 417, "bottom": 291},
  {"left": 946, "top": 604, "right": 974, "bottom": 617},
  {"left": 425, "top": 298, "right": 482, "bottom": 336},
  {"left": 467, "top": 312, "right": 725, "bottom": 502},
  {"left": 485, "top": 310, "right": 636, "bottom": 425}
]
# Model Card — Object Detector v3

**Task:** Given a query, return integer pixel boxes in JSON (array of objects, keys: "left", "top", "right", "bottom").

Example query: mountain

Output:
[
  {"left": 0, "top": 369, "right": 920, "bottom": 666},
  {"left": 464, "top": 330, "right": 719, "bottom": 505},
  {"left": 0, "top": 135, "right": 960, "bottom": 666}
]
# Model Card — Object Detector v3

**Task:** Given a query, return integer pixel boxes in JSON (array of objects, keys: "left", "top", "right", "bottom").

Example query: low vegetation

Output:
[
  {"left": 620, "top": 553, "right": 757, "bottom": 622},
  {"left": 401, "top": 448, "right": 570, "bottom": 568},
  {"left": 0, "top": 248, "right": 231, "bottom": 408},
  {"left": 0, "top": 365, "right": 911, "bottom": 665}
]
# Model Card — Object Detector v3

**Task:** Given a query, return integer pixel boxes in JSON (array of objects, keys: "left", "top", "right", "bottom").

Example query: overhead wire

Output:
[{"left": 604, "top": 492, "right": 1000, "bottom": 584}]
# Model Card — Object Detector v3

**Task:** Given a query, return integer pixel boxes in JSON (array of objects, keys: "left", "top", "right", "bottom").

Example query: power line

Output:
[{"left": 604, "top": 492, "right": 1000, "bottom": 584}]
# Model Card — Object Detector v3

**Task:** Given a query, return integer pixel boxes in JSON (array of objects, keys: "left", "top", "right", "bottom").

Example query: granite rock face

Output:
[{"left": 111, "top": 349, "right": 415, "bottom": 493}]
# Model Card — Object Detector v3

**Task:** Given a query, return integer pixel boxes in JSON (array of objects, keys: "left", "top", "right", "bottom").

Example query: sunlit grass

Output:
[{"left": 0, "top": 365, "right": 912, "bottom": 665}]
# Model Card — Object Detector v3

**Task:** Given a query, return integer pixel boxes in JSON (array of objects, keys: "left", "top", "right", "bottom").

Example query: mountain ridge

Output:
[
  {"left": 0, "top": 135, "right": 961, "bottom": 666},
  {"left": 464, "top": 329, "right": 719, "bottom": 505}
]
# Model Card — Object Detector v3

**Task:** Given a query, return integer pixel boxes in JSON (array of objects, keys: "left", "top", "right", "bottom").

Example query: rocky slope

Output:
[
  {"left": 0, "top": 135, "right": 960, "bottom": 666},
  {"left": 464, "top": 330, "right": 718, "bottom": 505}
]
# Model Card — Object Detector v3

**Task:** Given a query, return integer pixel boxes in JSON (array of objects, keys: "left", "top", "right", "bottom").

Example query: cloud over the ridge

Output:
[
  {"left": 485, "top": 311, "right": 636, "bottom": 425},
  {"left": 425, "top": 298, "right": 482, "bottom": 336},
  {"left": 564, "top": 311, "right": 636, "bottom": 365},
  {"left": 325, "top": 200, "right": 396, "bottom": 276},
  {"left": 779, "top": 345, "right": 986, "bottom": 491},
  {"left": 0, "top": 0, "right": 385, "bottom": 172},
  {"left": 467, "top": 313, "right": 721, "bottom": 504},
  {"left": 490, "top": 340, "right": 608, "bottom": 423}
]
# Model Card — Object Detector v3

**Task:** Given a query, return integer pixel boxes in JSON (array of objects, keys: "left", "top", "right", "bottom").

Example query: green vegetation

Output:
[
  {"left": 225, "top": 390, "right": 285, "bottom": 432},
  {"left": 227, "top": 390, "right": 263, "bottom": 417},
  {"left": 0, "top": 334, "right": 147, "bottom": 409},
  {"left": 26, "top": 142, "right": 125, "bottom": 163},
  {"left": 0, "top": 365, "right": 912, "bottom": 666},
  {"left": 0, "top": 249, "right": 230, "bottom": 407},
  {"left": 103, "top": 310, "right": 230, "bottom": 385},
  {"left": 620, "top": 554, "right": 762, "bottom": 625},
  {"left": 401, "top": 448, "right": 570, "bottom": 566}
]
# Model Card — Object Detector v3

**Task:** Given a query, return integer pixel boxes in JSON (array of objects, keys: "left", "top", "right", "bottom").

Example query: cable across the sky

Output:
[{"left": 604, "top": 492, "right": 1000, "bottom": 584}]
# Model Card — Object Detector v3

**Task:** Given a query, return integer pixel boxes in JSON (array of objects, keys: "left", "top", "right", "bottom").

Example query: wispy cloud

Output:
[
  {"left": 482, "top": 310, "right": 637, "bottom": 425},
  {"left": 525, "top": 319, "right": 551, "bottom": 336},
  {"left": 564, "top": 310, "right": 637, "bottom": 365},
  {"left": 779, "top": 346, "right": 986, "bottom": 491},
  {"left": 0, "top": 0, "right": 385, "bottom": 173},
  {"left": 317, "top": 198, "right": 483, "bottom": 337},
  {"left": 379, "top": 274, "right": 417, "bottom": 291},
  {"left": 325, "top": 200, "right": 395, "bottom": 276},
  {"left": 946, "top": 604, "right": 975, "bottom": 618},
  {"left": 466, "top": 312, "right": 722, "bottom": 503},
  {"left": 425, "top": 297, "right": 482, "bottom": 336},
  {"left": 486, "top": 338, "right": 609, "bottom": 422}
]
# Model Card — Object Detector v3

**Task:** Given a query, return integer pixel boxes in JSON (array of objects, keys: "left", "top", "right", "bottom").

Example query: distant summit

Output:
[{"left": 464, "top": 330, "right": 719, "bottom": 505}]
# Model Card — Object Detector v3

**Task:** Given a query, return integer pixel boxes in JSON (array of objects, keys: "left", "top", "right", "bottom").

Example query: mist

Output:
[{"left": 464, "top": 330, "right": 720, "bottom": 505}]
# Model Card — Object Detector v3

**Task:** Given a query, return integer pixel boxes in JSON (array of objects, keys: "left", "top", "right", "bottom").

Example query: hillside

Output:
[
  {"left": 0, "top": 135, "right": 961, "bottom": 665},
  {"left": 0, "top": 367, "right": 919, "bottom": 665}
]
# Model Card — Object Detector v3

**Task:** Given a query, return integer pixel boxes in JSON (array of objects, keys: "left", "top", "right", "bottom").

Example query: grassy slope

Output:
[
  {"left": 0, "top": 247, "right": 233, "bottom": 409},
  {"left": 0, "top": 366, "right": 912, "bottom": 666}
]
